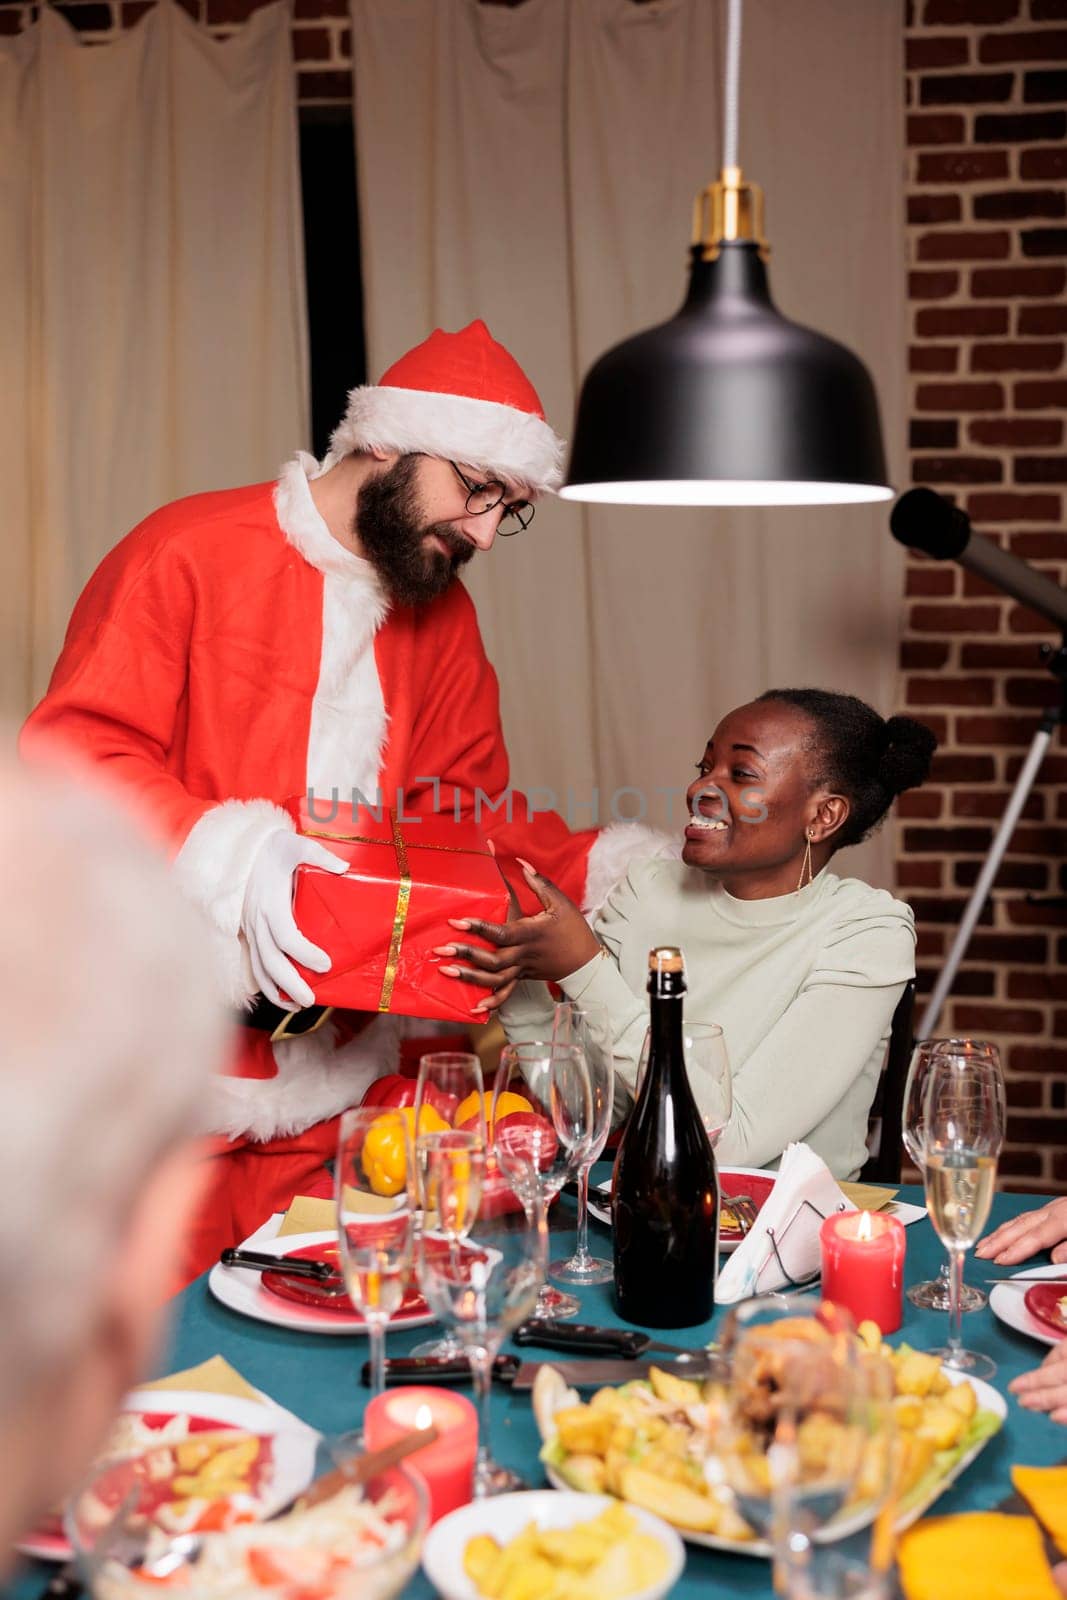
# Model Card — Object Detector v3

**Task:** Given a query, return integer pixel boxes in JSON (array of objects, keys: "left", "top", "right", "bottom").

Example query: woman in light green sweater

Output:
[{"left": 435, "top": 689, "right": 937, "bottom": 1181}]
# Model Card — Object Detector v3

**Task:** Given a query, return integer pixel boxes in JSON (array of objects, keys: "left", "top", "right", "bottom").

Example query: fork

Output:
[{"left": 728, "top": 1193, "right": 758, "bottom": 1236}]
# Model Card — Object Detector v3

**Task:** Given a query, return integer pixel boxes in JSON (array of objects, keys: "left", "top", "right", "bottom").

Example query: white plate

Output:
[
  {"left": 422, "top": 1489, "right": 684, "bottom": 1600},
  {"left": 590, "top": 1166, "right": 770, "bottom": 1255},
  {"left": 990, "top": 1262, "right": 1067, "bottom": 1348},
  {"left": 18, "top": 1387, "right": 318, "bottom": 1562},
  {"left": 207, "top": 1229, "right": 435, "bottom": 1337},
  {"left": 544, "top": 1368, "right": 1005, "bottom": 1559}
]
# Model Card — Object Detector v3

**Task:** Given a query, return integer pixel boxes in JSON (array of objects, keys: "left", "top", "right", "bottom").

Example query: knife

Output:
[
  {"left": 983, "top": 1275, "right": 1067, "bottom": 1286},
  {"left": 513, "top": 1319, "right": 710, "bottom": 1360},
  {"left": 220, "top": 1248, "right": 339, "bottom": 1283},
  {"left": 365, "top": 1355, "right": 716, "bottom": 1390}
]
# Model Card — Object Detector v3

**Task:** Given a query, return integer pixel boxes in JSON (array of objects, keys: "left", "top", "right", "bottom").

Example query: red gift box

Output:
[{"left": 285, "top": 798, "right": 510, "bottom": 1022}]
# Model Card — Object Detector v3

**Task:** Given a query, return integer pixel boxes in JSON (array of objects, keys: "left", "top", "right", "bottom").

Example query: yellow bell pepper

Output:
[{"left": 361, "top": 1104, "right": 448, "bottom": 1196}]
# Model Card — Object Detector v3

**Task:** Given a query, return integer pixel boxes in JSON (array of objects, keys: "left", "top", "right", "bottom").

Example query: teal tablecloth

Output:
[{"left": 12, "top": 1182, "right": 1067, "bottom": 1597}]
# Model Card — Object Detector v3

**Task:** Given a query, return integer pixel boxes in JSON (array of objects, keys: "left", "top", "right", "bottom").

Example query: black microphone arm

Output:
[{"left": 890, "top": 486, "right": 1067, "bottom": 631}]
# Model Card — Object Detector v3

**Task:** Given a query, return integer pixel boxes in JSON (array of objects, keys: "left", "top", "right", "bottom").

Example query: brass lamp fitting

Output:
[{"left": 691, "top": 165, "right": 769, "bottom": 262}]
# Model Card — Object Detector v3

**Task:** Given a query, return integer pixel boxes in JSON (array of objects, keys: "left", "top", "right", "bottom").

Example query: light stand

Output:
[
  {"left": 890, "top": 488, "right": 1067, "bottom": 1039},
  {"left": 918, "top": 638, "right": 1066, "bottom": 1039}
]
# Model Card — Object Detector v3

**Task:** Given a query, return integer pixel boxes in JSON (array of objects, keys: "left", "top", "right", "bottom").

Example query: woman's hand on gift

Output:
[{"left": 433, "top": 856, "right": 602, "bottom": 1013}]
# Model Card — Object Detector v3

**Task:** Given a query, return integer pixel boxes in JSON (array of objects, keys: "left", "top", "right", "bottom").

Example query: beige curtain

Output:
[
  {"left": 0, "top": 1, "right": 309, "bottom": 721},
  {"left": 352, "top": 0, "right": 906, "bottom": 886}
]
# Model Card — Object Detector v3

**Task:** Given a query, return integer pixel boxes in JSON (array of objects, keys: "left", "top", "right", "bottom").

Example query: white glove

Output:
[{"left": 241, "top": 829, "right": 347, "bottom": 1010}]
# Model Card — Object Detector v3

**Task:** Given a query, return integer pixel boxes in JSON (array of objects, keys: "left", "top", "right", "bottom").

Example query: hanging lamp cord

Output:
[{"left": 722, "top": 0, "right": 743, "bottom": 171}]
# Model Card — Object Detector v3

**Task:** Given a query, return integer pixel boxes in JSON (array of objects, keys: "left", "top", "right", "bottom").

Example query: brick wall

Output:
[
  {"left": 5, "top": 0, "right": 1066, "bottom": 1185},
  {"left": 904, "top": 0, "right": 1067, "bottom": 1190}
]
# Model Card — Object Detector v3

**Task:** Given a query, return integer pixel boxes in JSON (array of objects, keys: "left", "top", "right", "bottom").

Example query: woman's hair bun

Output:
[{"left": 880, "top": 715, "right": 938, "bottom": 796}]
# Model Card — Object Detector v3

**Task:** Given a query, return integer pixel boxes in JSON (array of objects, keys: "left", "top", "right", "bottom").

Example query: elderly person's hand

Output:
[
  {"left": 433, "top": 857, "right": 602, "bottom": 1014},
  {"left": 1010, "top": 1339, "right": 1067, "bottom": 1424},
  {"left": 975, "top": 1197, "right": 1067, "bottom": 1266}
]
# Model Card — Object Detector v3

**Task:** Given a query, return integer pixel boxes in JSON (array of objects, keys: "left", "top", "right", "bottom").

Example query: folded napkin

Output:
[
  {"left": 716, "top": 1142, "right": 853, "bottom": 1304},
  {"left": 839, "top": 1180, "right": 898, "bottom": 1212},
  {"left": 140, "top": 1355, "right": 264, "bottom": 1403},
  {"left": 278, "top": 1195, "right": 338, "bottom": 1237},
  {"left": 897, "top": 1513, "right": 1062, "bottom": 1600},
  {"left": 1012, "top": 1465, "right": 1067, "bottom": 1555}
]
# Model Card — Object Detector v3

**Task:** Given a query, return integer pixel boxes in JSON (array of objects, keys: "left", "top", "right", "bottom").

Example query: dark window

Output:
[{"left": 299, "top": 108, "right": 367, "bottom": 459}]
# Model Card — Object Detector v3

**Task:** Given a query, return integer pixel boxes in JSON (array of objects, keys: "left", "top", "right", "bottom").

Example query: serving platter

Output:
[{"left": 541, "top": 1367, "right": 1005, "bottom": 1559}]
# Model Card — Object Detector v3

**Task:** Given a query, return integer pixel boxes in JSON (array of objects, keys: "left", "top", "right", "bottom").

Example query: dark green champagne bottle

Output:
[{"left": 612, "top": 946, "right": 720, "bottom": 1327}]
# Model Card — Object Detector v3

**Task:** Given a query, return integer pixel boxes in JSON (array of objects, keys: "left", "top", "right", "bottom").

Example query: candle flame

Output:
[
  {"left": 414, "top": 1404, "right": 434, "bottom": 1431},
  {"left": 857, "top": 1210, "right": 873, "bottom": 1242}
]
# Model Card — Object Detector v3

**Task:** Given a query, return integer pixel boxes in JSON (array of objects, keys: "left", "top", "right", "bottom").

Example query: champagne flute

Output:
[
  {"left": 335, "top": 1107, "right": 417, "bottom": 1398},
  {"left": 549, "top": 1001, "right": 615, "bottom": 1286},
  {"left": 637, "top": 1018, "right": 733, "bottom": 1149},
  {"left": 903, "top": 1038, "right": 1002, "bottom": 1312},
  {"left": 416, "top": 1167, "right": 547, "bottom": 1496},
  {"left": 411, "top": 1051, "right": 485, "bottom": 1359},
  {"left": 921, "top": 1052, "right": 1003, "bottom": 1379},
  {"left": 492, "top": 1041, "right": 593, "bottom": 1319}
]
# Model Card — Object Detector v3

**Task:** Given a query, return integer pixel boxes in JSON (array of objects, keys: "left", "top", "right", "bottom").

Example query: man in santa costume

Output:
[{"left": 22, "top": 320, "right": 664, "bottom": 1283}]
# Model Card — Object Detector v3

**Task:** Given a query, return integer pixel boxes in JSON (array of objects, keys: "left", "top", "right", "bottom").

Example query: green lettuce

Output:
[{"left": 898, "top": 1408, "right": 1003, "bottom": 1516}]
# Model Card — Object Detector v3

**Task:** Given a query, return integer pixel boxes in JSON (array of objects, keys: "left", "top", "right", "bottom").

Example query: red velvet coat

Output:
[{"left": 22, "top": 456, "right": 651, "bottom": 1144}]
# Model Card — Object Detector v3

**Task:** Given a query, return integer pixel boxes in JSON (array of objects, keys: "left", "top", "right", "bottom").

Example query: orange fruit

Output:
[{"left": 454, "top": 1089, "right": 533, "bottom": 1128}]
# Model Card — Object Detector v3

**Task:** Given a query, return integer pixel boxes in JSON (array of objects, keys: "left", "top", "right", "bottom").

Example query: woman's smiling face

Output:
[{"left": 682, "top": 700, "right": 848, "bottom": 889}]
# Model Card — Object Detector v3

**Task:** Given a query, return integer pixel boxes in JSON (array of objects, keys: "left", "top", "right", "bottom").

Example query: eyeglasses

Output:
[{"left": 449, "top": 461, "right": 535, "bottom": 537}]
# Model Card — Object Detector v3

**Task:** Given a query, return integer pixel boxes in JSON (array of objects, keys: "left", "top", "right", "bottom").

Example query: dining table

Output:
[{"left": 11, "top": 1176, "right": 1067, "bottom": 1599}]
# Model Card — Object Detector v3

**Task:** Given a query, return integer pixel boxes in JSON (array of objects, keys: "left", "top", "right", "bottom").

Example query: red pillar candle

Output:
[
  {"left": 820, "top": 1210, "right": 906, "bottom": 1334},
  {"left": 363, "top": 1388, "right": 477, "bottom": 1524}
]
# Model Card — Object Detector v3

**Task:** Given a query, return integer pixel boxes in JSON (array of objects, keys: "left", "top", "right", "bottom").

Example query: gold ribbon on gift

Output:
[{"left": 303, "top": 810, "right": 492, "bottom": 1013}]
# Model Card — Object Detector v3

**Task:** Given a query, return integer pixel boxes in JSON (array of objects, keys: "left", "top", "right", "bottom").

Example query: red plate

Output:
[
  {"left": 1024, "top": 1282, "right": 1067, "bottom": 1339},
  {"left": 261, "top": 1241, "right": 430, "bottom": 1320},
  {"left": 720, "top": 1173, "right": 775, "bottom": 1240}
]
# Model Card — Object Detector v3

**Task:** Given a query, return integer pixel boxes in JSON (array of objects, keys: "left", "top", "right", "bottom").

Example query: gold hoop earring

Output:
[{"left": 797, "top": 831, "right": 814, "bottom": 891}]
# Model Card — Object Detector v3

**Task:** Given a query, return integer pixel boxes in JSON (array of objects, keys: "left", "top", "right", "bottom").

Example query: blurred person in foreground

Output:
[{"left": 0, "top": 755, "right": 230, "bottom": 1569}]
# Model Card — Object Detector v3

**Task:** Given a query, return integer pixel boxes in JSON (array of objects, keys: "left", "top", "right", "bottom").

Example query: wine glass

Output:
[
  {"left": 717, "top": 1297, "right": 870, "bottom": 1578},
  {"left": 411, "top": 1051, "right": 485, "bottom": 1359},
  {"left": 335, "top": 1107, "right": 417, "bottom": 1397},
  {"left": 903, "top": 1038, "right": 1003, "bottom": 1312},
  {"left": 415, "top": 1050, "right": 484, "bottom": 1134},
  {"left": 637, "top": 1018, "right": 733, "bottom": 1149},
  {"left": 549, "top": 1001, "right": 615, "bottom": 1286},
  {"left": 921, "top": 1051, "right": 1004, "bottom": 1379},
  {"left": 415, "top": 1172, "right": 547, "bottom": 1497},
  {"left": 785, "top": 1551, "right": 891, "bottom": 1600},
  {"left": 492, "top": 1041, "right": 593, "bottom": 1319}
]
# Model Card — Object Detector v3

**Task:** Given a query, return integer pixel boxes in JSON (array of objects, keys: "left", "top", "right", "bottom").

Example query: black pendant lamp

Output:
[{"left": 560, "top": 0, "right": 892, "bottom": 508}]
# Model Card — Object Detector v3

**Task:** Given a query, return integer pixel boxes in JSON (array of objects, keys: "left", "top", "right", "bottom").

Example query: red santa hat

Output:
[{"left": 324, "top": 320, "right": 565, "bottom": 493}]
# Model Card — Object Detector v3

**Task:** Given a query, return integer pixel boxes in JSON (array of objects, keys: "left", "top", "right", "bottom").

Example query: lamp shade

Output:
[{"left": 560, "top": 241, "right": 892, "bottom": 507}]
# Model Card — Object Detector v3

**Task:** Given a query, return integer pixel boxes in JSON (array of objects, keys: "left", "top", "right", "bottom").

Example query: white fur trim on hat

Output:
[
  {"left": 323, "top": 386, "right": 565, "bottom": 494},
  {"left": 581, "top": 822, "right": 682, "bottom": 917}
]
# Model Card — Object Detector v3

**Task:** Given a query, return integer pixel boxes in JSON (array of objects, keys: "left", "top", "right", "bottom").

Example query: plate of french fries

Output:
[
  {"left": 534, "top": 1318, "right": 1004, "bottom": 1557},
  {"left": 422, "top": 1490, "right": 685, "bottom": 1600}
]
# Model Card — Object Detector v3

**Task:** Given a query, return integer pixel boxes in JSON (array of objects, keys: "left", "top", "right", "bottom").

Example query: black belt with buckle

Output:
[{"left": 239, "top": 994, "right": 335, "bottom": 1044}]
